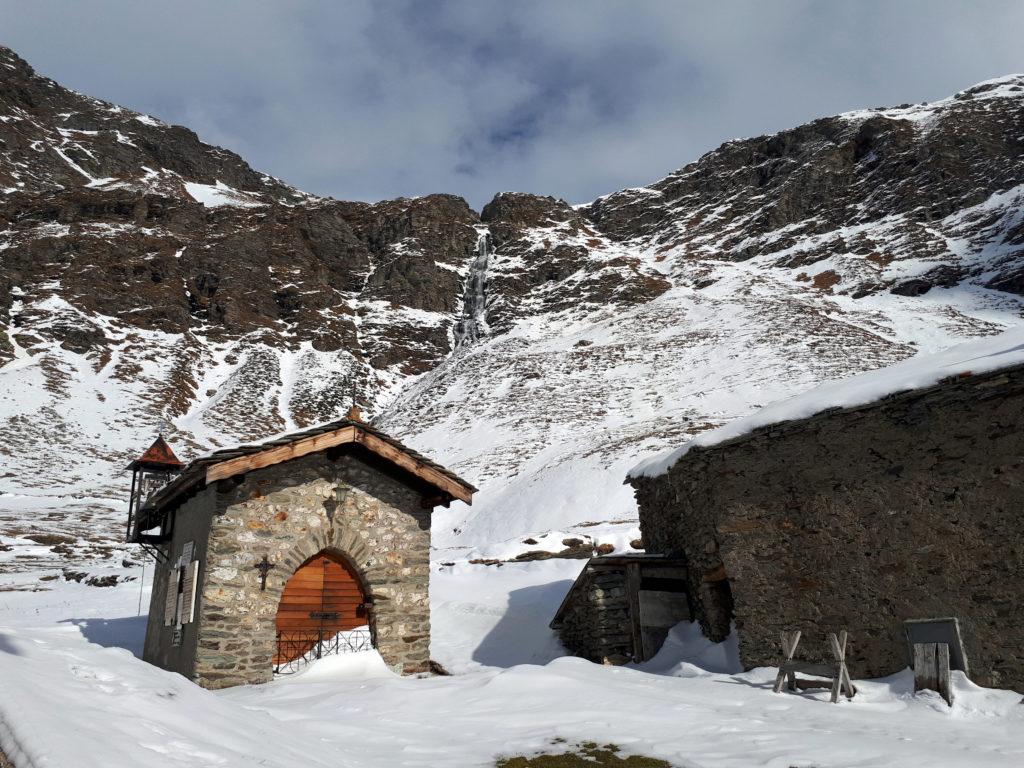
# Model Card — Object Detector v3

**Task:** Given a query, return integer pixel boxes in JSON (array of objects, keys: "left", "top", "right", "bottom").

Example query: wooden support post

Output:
[
  {"left": 827, "top": 630, "right": 856, "bottom": 703},
  {"left": 625, "top": 562, "right": 644, "bottom": 662},
  {"left": 914, "top": 642, "right": 953, "bottom": 706},
  {"left": 773, "top": 630, "right": 801, "bottom": 694}
]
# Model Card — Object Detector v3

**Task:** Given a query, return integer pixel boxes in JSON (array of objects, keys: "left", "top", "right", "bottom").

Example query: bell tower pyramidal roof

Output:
[{"left": 128, "top": 435, "right": 184, "bottom": 470}]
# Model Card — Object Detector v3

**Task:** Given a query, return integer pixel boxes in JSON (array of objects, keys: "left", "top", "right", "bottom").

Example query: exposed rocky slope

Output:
[
  {"left": 2, "top": 44, "right": 1023, "bottom": 586},
  {"left": 383, "top": 75, "right": 1024, "bottom": 560},
  {"left": 0, "top": 46, "right": 479, "bottom": 488}
]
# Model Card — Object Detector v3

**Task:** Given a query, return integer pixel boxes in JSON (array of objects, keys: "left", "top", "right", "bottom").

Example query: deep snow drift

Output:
[{"left": 1, "top": 561, "right": 1022, "bottom": 768}]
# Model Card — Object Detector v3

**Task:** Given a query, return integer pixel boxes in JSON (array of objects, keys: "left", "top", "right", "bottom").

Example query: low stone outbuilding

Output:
[
  {"left": 550, "top": 554, "right": 690, "bottom": 664},
  {"left": 127, "top": 411, "right": 476, "bottom": 689},
  {"left": 627, "top": 348, "right": 1024, "bottom": 692}
]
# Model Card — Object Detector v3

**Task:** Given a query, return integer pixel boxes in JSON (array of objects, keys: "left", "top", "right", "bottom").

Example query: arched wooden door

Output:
[{"left": 274, "top": 552, "right": 368, "bottom": 665}]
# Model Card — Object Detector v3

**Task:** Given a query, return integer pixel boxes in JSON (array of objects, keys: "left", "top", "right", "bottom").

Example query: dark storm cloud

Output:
[{"left": 2, "top": 1, "right": 1023, "bottom": 208}]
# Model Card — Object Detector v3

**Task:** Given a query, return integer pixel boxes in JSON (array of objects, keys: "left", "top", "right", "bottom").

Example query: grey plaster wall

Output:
[
  {"left": 193, "top": 451, "right": 432, "bottom": 688},
  {"left": 631, "top": 365, "right": 1024, "bottom": 691},
  {"left": 142, "top": 485, "right": 216, "bottom": 676}
]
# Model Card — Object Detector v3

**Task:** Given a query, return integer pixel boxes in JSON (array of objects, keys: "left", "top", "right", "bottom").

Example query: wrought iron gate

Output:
[{"left": 273, "top": 628, "right": 373, "bottom": 675}]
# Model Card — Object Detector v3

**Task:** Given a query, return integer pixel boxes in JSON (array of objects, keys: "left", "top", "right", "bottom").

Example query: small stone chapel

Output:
[{"left": 126, "top": 409, "right": 476, "bottom": 689}]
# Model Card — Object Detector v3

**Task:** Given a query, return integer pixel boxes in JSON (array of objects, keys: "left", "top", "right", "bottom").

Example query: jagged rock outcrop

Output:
[{"left": 586, "top": 77, "right": 1024, "bottom": 300}]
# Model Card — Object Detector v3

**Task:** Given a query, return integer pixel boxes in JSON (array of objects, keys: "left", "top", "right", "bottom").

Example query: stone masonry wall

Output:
[
  {"left": 555, "top": 566, "right": 634, "bottom": 664},
  {"left": 193, "top": 451, "right": 431, "bottom": 688},
  {"left": 632, "top": 365, "right": 1024, "bottom": 691}
]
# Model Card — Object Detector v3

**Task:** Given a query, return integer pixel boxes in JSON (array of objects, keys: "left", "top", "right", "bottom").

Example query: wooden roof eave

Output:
[{"left": 203, "top": 424, "right": 475, "bottom": 505}]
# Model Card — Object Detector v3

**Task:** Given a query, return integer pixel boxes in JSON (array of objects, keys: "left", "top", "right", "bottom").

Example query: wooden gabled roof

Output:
[{"left": 141, "top": 417, "right": 477, "bottom": 515}]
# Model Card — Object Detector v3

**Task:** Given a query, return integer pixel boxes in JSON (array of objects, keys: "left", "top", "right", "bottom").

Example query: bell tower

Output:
[{"left": 126, "top": 434, "right": 184, "bottom": 542}]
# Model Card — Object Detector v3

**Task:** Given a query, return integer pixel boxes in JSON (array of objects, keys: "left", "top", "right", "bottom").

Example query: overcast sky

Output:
[{"left": 3, "top": 1, "right": 1024, "bottom": 208}]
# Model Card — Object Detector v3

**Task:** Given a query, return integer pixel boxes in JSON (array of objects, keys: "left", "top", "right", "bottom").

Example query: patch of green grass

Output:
[{"left": 496, "top": 741, "right": 673, "bottom": 767}]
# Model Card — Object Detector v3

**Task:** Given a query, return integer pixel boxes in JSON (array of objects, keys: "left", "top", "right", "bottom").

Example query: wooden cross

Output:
[{"left": 254, "top": 555, "right": 276, "bottom": 591}]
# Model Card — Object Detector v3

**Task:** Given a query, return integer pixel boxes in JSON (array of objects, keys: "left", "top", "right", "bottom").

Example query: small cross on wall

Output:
[{"left": 254, "top": 555, "right": 276, "bottom": 591}]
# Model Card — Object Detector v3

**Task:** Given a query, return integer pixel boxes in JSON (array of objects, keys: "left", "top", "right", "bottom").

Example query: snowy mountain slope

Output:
[
  {"left": 3, "top": 47, "right": 1024, "bottom": 588},
  {"left": 0, "top": 46, "right": 483, "bottom": 583},
  {"left": 382, "top": 77, "right": 1024, "bottom": 559}
]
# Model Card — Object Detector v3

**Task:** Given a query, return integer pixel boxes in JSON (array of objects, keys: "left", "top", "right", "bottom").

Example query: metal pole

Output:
[
  {"left": 126, "top": 470, "right": 138, "bottom": 542},
  {"left": 137, "top": 550, "right": 146, "bottom": 616}
]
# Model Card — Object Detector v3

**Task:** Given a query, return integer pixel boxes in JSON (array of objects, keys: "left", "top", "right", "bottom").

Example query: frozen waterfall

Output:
[{"left": 454, "top": 229, "right": 491, "bottom": 347}]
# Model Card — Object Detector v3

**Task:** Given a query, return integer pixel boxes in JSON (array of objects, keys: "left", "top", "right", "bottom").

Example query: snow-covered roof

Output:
[{"left": 628, "top": 326, "right": 1024, "bottom": 479}]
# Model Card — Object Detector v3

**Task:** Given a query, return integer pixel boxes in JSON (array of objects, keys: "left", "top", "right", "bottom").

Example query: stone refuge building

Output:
[
  {"left": 627, "top": 340, "right": 1024, "bottom": 692},
  {"left": 550, "top": 554, "right": 690, "bottom": 664},
  {"left": 126, "top": 410, "right": 476, "bottom": 689}
]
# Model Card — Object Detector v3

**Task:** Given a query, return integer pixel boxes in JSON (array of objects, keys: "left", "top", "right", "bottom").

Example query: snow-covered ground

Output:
[{"left": 1, "top": 560, "right": 1021, "bottom": 768}]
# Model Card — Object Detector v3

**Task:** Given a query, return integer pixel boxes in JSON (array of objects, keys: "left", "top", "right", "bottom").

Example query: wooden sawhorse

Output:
[{"left": 773, "top": 629, "right": 857, "bottom": 703}]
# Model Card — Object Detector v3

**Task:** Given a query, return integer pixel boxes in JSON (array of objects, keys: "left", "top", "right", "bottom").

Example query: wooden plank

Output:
[
  {"left": 936, "top": 643, "right": 953, "bottom": 706},
  {"left": 163, "top": 565, "right": 179, "bottom": 627},
  {"left": 625, "top": 562, "right": 644, "bottom": 662},
  {"left": 203, "top": 425, "right": 475, "bottom": 505},
  {"left": 206, "top": 426, "right": 358, "bottom": 483},
  {"left": 841, "top": 663, "right": 857, "bottom": 699},
  {"left": 774, "top": 630, "right": 801, "bottom": 694},
  {"left": 793, "top": 679, "right": 833, "bottom": 690},
  {"left": 914, "top": 643, "right": 938, "bottom": 694},
  {"left": 779, "top": 661, "right": 837, "bottom": 677},
  {"left": 278, "top": 597, "right": 363, "bottom": 606},
  {"left": 278, "top": 606, "right": 362, "bottom": 618},
  {"left": 357, "top": 431, "right": 473, "bottom": 504},
  {"left": 182, "top": 560, "right": 200, "bottom": 624},
  {"left": 782, "top": 630, "right": 801, "bottom": 659}
]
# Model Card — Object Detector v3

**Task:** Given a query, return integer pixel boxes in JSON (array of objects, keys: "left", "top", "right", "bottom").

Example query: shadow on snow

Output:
[
  {"left": 62, "top": 615, "right": 148, "bottom": 658},
  {"left": 472, "top": 579, "right": 574, "bottom": 668}
]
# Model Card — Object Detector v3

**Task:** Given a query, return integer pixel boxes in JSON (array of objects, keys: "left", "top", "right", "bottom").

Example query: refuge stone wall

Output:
[{"left": 631, "top": 364, "right": 1024, "bottom": 691}]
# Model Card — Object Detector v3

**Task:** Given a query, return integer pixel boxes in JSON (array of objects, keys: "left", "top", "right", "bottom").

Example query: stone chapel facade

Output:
[{"left": 128, "top": 413, "right": 476, "bottom": 689}]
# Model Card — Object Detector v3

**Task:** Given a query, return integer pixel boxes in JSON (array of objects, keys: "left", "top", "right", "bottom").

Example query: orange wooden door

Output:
[{"left": 274, "top": 553, "right": 366, "bottom": 663}]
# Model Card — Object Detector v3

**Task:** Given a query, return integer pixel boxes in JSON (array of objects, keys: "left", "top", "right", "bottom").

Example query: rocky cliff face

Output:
[
  {"left": 0, "top": 46, "right": 480, "bottom": 489},
  {"left": 2, "top": 45, "right": 1023, "bottom": 585},
  {"left": 587, "top": 77, "right": 1024, "bottom": 298}
]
